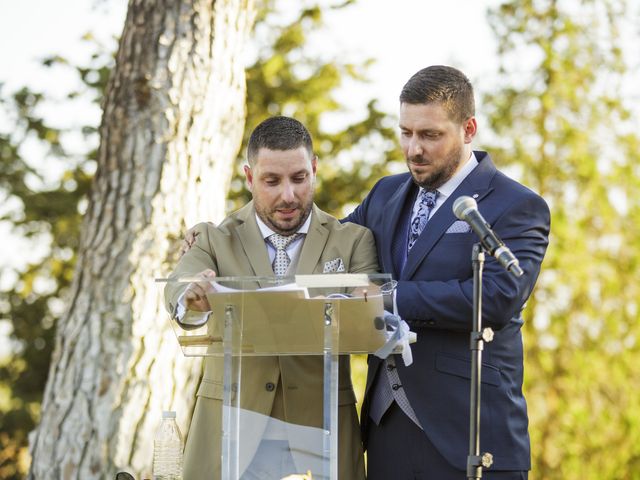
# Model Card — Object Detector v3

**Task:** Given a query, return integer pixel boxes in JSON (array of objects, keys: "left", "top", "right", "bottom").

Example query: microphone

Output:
[{"left": 452, "top": 196, "right": 523, "bottom": 277}]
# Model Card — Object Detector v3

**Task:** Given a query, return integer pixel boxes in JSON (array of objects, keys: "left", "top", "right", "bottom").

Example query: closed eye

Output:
[
  {"left": 421, "top": 131, "right": 441, "bottom": 140},
  {"left": 292, "top": 174, "right": 307, "bottom": 183}
]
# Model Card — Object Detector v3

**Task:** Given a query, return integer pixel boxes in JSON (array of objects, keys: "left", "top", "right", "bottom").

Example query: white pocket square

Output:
[
  {"left": 323, "top": 258, "right": 345, "bottom": 273},
  {"left": 445, "top": 220, "right": 472, "bottom": 234}
]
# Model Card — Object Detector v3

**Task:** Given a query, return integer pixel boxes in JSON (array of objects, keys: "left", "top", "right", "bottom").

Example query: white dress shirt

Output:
[
  {"left": 175, "top": 211, "right": 313, "bottom": 321},
  {"left": 255, "top": 211, "right": 312, "bottom": 273},
  {"left": 409, "top": 151, "right": 479, "bottom": 218}
]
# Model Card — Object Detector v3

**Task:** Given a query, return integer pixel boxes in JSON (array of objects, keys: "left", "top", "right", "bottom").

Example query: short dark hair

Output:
[
  {"left": 399, "top": 65, "right": 475, "bottom": 124},
  {"left": 247, "top": 116, "right": 314, "bottom": 165}
]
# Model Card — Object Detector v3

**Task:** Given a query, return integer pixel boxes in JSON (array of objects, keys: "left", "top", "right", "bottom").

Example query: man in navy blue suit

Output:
[{"left": 344, "top": 65, "right": 550, "bottom": 479}]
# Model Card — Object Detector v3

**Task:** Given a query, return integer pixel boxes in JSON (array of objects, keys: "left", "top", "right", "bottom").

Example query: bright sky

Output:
[
  {"left": 0, "top": 0, "right": 500, "bottom": 117},
  {"left": 0, "top": 0, "right": 500, "bottom": 273},
  {"left": 316, "top": 0, "right": 499, "bottom": 114}
]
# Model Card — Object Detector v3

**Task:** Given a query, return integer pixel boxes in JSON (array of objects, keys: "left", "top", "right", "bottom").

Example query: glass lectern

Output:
[{"left": 159, "top": 273, "right": 399, "bottom": 480}]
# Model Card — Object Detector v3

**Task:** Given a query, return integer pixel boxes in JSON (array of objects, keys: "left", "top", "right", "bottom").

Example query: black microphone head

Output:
[{"left": 452, "top": 195, "right": 477, "bottom": 220}]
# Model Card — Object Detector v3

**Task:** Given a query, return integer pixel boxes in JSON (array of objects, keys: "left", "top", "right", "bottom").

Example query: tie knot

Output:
[
  {"left": 267, "top": 233, "right": 300, "bottom": 251},
  {"left": 420, "top": 189, "right": 438, "bottom": 209}
]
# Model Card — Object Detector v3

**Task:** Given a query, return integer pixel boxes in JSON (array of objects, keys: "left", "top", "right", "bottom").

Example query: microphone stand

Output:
[{"left": 467, "top": 243, "right": 494, "bottom": 479}]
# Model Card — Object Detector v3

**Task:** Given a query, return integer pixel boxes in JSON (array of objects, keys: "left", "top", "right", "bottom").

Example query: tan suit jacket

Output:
[{"left": 165, "top": 202, "right": 378, "bottom": 479}]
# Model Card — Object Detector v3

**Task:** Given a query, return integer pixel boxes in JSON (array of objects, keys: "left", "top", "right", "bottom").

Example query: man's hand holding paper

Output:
[{"left": 183, "top": 269, "right": 217, "bottom": 312}]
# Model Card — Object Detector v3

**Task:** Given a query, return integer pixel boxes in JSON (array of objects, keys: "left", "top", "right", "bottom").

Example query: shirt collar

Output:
[{"left": 255, "top": 210, "right": 312, "bottom": 240}]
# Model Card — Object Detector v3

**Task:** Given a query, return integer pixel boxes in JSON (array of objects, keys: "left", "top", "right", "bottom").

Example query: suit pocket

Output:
[
  {"left": 197, "top": 378, "right": 237, "bottom": 401},
  {"left": 435, "top": 353, "right": 501, "bottom": 387},
  {"left": 438, "top": 232, "right": 477, "bottom": 244},
  {"left": 445, "top": 220, "right": 472, "bottom": 234}
]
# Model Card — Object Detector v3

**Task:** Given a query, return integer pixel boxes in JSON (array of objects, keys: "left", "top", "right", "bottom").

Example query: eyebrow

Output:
[
  {"left": 400, "top": 125, "right": 442, "bottom": 134},
  {"left": 260, "top": 169, "right": 309, "bottom": 178}
]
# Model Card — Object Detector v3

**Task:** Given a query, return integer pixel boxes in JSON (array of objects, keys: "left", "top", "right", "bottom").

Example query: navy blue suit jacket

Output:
[{"left": 344, "top": 151, "right": 550, "bottom": 471}]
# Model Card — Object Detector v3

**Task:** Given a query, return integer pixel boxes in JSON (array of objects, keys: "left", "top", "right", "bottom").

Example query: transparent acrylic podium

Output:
[{"left": 159, "top": 273, "right": 395, "bottom": 480}]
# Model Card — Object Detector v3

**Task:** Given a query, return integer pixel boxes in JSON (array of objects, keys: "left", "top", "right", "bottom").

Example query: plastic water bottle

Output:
[{"left": 153, "top": 411, "right": 184, "bottom": 480}]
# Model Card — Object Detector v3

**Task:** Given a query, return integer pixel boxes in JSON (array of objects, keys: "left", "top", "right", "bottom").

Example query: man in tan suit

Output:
[{"left": 165, "top": 116, "right": 378, "bottom": 479}]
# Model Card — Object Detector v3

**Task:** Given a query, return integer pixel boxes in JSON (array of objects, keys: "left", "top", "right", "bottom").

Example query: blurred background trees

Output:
[
  {"left": 484, "top": 0, "right": 640, "bottom": 478},
  {"left": 0, "top": 0, "right": 401, "bottom": 478},
  {"left": 1, "top": 0, "right": 639, "bottom": 478},
  {"left": 19, "top": 0, "right": 258, "bottom": 477},
  {"left": 0, "top": 57, "right": 104, "bottom": 478},
  {"left": 226, "top": 1, "right": 403, "bottom": 215}
]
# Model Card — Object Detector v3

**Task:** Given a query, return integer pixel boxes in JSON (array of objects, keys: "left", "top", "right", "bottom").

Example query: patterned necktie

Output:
[
  {"left": 267, "top": 233, "right": 301, "bottom": 276},
  {"left": 407, "top": 190, "right": 438, "bottom": 251}
]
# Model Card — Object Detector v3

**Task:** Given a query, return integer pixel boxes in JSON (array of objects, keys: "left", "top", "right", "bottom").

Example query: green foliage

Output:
[
  {"left": 0, "top": 2, "right": 399, "bottom": 477},
  {"left": 484, "top": 1, "right": 640, "bottom": 478},
  {"left": 0, "top": 37, "right": 112, "bottom": 479},
  {"left": 228, "top": 0, "right": 402, "bottom": 217}
]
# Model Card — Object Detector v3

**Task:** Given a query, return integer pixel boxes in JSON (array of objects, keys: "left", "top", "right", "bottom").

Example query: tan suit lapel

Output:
[
  {"left": 235, "top": 202, "right": 329, "bottom": 276},
  {"left": 296, "top": 204, "right": 329, "bottom": 275},
  {"left": 235, "top": 202, "right": 273, "bottom": 277}
]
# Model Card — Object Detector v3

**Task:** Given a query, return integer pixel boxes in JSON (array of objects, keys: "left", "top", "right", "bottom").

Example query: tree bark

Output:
[{"left": 28, "top": 1, "right": 256, "bottom": 478}]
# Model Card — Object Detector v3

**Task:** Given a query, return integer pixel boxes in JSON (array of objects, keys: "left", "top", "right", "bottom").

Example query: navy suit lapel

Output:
[
  {"left": 381, "top": 176, "right": 415, "bottom": 277},
  {"left": 401, "top": 152, "right": 498, "bottom": 279},
  {"left": 401, "top": 198, "right": 454, "bottom": 280}
]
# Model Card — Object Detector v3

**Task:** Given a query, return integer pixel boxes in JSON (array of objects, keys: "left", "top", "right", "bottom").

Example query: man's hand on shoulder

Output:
[{"left": 179, "top": 221, "right": 215, "bottom": 257}]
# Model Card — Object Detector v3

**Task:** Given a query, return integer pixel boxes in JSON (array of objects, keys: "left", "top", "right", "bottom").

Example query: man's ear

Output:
[
  {"left": 244, "top": 164, "right": 253, "bottom": 190},
  {"left": 311, "top": 155, "right": 318, "bottom": 175},
  {"left": 463, "top": 117, "right": 478, "bottom": 144}
]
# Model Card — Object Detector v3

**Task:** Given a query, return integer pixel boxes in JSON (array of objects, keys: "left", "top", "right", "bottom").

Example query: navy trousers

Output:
[{"left": 366, "top": 403, "right": 528, "bottom": 480}]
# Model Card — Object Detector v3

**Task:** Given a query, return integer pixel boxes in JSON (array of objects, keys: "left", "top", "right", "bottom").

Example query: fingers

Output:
[
  {"left": 186, "top": 282, "right": 208, "bottom": 299},
  {"left": 179, "top": 229, "right": 201, "bottom": 257},
  {"left": 198, "top": 269, "right": 216, "bottom": 278},
  {"left": 197, "top": 269, "right": 217, "bottom": 292},
  {"left": 179, "top": 222, "right": 217, "bottom": 257},
  {"left": 184, "top": 269, "right": 217, "bottom": 311},
  {"left": 184, "top": 285, "right": 211, "bottom": 311}
]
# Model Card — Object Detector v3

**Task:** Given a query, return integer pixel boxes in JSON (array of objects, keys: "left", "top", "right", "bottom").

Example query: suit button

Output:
[
  {"left": 427, "top": 320, "right": 436, "bottom": 326},
  {"left": 386, "top": 364, "right": 395, "bottom": 371},
  {"left": 392, "top": 383, "right": 401, "bottom": 391},
  {"left": 265, "top": 382, "right": 275, "bottom": 392}
]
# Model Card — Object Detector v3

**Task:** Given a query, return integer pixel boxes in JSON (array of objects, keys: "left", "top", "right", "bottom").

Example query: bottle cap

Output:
[{"left": 162, "top": 411, "right": 176, "bottom": 418}]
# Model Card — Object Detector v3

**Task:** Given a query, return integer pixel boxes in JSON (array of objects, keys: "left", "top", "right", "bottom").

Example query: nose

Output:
[
  {"left": 281, "top": 181, "right": 295, "bottom": 202},
  {"left": 407, "top": 136, "right": 423, "bottom": 157}
]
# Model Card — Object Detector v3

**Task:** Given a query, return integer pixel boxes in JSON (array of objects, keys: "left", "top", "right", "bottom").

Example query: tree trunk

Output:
[{"left": 28, "top": 1, "right": 256, "bottom": 478}]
